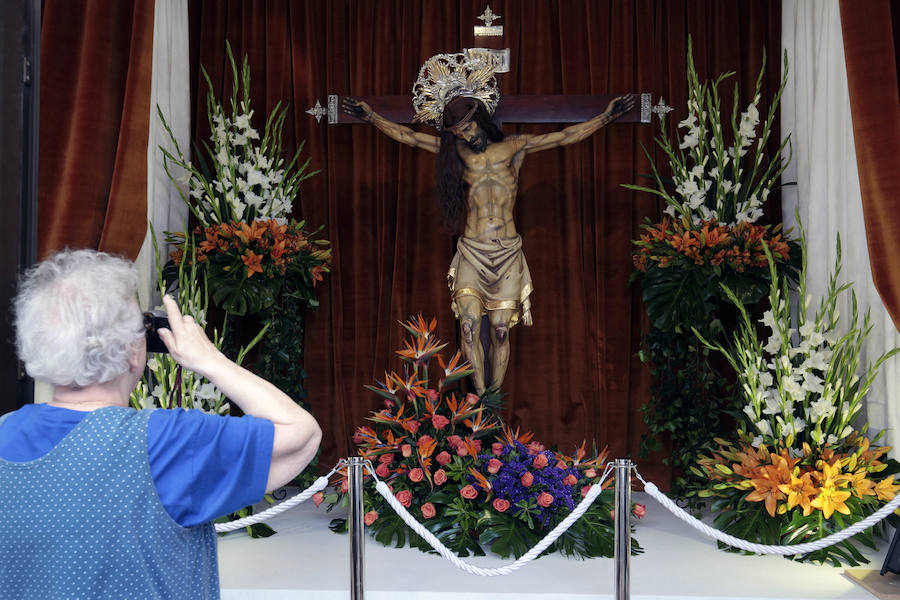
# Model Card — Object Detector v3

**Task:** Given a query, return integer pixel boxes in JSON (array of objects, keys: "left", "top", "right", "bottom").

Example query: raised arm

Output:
[
  {"left": 520, "top": 95, "right": 635, "bottom": 154},
  {"left": 342, "top": 97, "right": 439, "bottom": 154},
  {"left": 157, "top": 295, "right": 322, "bottom": 493}
]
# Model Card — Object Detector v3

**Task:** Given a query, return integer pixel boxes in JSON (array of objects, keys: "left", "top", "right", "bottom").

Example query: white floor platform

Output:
[{"left": 218, "top": 492, "right": 896, "bottom": 599}]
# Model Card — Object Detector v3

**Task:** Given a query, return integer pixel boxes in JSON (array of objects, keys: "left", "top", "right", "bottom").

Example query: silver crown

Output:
[{"left": 412, "top": 50, "right": 501, "bottom": 128}]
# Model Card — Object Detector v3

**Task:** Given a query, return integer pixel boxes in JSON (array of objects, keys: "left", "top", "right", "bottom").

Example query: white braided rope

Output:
[
  {"left": 214, "top": 461, "right": 344, "bottom": 533},
  {"left": 636, "top": 470, "right": 900, "bottom": 555},
  {"left": 372, "top": 465, "right": 614, "bottom": 576}
]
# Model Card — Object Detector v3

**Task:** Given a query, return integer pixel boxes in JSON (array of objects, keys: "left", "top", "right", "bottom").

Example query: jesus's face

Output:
[{"left": 454, "top": 121, "right": 488, "bottom": 153}]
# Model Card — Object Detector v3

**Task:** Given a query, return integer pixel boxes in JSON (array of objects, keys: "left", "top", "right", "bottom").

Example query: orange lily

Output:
[
  {"left": 745, "top": 457, "right": 792, "bottom": 517},
  {"left": 777, "top": 472, "right": 817, "bottom": 516},
  {"left": 874, "top": 476, "right": 900, "bottom": 501},
  {"left": 242, "top": 250, "right": 264, "bottom": 277}
]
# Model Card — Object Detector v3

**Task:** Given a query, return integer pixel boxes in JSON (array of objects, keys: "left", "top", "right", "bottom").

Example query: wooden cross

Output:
[{"left": 307, "top": 5, "right": 652, "bottom": 127}]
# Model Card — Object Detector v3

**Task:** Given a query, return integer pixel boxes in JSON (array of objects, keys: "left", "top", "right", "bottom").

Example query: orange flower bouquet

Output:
[
  {"left": 687, "top": 227, "right": 900, "bottom": 565},
  {"left": 170, "top": 218, "right": 331, "bottom": 316},
  {"left": 318, "top": 317, "right": 641, "bottom": 560},
  {"left": 688, "top": 435, "right": 899, "bottom": 566}
]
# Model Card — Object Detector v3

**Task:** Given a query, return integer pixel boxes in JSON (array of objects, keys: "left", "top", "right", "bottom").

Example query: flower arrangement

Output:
[
  {"left": 689, "top": 436, "right": 899, "bottom": 565},
  {"left": 625, "top": 38, "right": 799, "bottom": 498},
  {"left": 318, "top": 317, "right": 642, "bottom": 559},
  {"left": 687, "top": 226, "right": 900, "bottom": 565},
  {"left": 157, "top": 43, "right": 331, "bottom": 317},
  {"left": 633, "top": 217, "right": 795, "bottom": 332},
  {"left": 159, "top": 43, "right": 316, "bottom": 227},
  {"left": 170, "top": 218, "right": 331, "bottom": 316}
]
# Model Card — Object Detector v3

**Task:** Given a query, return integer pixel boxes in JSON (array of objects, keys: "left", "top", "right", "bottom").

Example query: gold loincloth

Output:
[{"left": 446, "top": 235, "right": 534, "bottom": 327}]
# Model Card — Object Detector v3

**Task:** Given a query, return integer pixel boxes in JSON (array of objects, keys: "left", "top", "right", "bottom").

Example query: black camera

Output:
[{"left": 143, "top": 312, "right": 170, "bottom": 354}]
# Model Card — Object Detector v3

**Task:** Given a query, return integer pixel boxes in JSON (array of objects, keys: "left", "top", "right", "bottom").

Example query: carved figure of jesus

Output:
[{"left": 343, "top": 93, "right": 634, "bottom": 394}]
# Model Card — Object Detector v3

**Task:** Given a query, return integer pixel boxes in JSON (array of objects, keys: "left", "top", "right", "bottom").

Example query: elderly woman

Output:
[{"left": 0, "top": 249, "right": 321, "bottom": 598}]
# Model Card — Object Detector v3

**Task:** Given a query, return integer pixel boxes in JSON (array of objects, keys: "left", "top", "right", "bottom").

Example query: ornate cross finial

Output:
[
  {"left": 651, "top": 97, "right": 673, "bottom": 123},
  {"left": 478, "top": 5, "right": 500, "bottom": 27},
  {"left": 306, "top": 99, "right": 327, "bottom": 123}
]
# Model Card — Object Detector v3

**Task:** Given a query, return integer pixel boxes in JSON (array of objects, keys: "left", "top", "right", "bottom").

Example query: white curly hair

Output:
[{"left": 14, "top": 249, "right": 145, "bottom": 387}]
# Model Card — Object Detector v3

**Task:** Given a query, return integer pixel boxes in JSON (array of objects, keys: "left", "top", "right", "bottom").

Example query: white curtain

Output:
[
  {"left": 135, "top": 0, "right": 190, "bottom": 311},
  {"left": 781, "top": 0, "right": 900, "bottom": 447}
]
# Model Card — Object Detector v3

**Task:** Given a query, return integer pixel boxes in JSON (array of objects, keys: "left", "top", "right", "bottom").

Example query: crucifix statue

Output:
[{"left": 341, "top": 50, "right": 635, "bottom": 394}]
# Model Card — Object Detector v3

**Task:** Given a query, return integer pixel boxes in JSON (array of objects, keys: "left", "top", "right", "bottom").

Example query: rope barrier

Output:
[
  {"left": 214, "top": 460, "right": 345, "bottom": 533},
  {"left": 634, "top": 467, "right": 900, "bottom": 556},
  {"left": 371, "top": 464, "right": 615, "bottom": 576},
  {"left": 214, "top": 455, "right": 900, "bottom": 566}
]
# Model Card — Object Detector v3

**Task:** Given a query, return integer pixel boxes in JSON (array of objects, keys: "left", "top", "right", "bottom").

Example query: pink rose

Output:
[
  {"left": 492, "top": 442, "right": 504, "bottom": 456},
  {"left": 584, "top": 468, "right": 597, "bottom": 479},
  {"left": 521, "top": 472, "right": 534, "bottom": 487},
  {"left": 581, "top": 485, "right": 591, "bottom": 498},
  {"left": 446, "top": 435, "right": 462, "bottom": 449},
  {"left": 417, "top": 435, "right": 434, "bottom": 450},
  {"left": 364, "top": 510, "right": 378, "bottom": 526},
  {"left": 431, "top": 414, "right": 450, "bottom": 430},
  {"left": 396, "top": 490, "right": 412, "bottom": 507},
  {"left": 352, "top": 431, "right": 365, "bottom": 444},
  {"left": 527, "top": 441, "right": 545, "bottom": 455},
  {"left": 492, "top": 498, "right": 510, "bottom": 513},
  {"left": 435, "top": 451, "right": 452, "bottom": 466},
  {"left": 313, "top": 492, "right": 324, "bottom": 508},
  {"left": 460, "top": 485, "right": 478, "bottom": 500},
  {"left": 340, "top": 480, "right": 349, "bottom": 494},
  {"left": 401, "top": 444, "right": 412, "bottom": 458},
  {"left": 537, "top": 492, "right": 554, "bottom": 507},
  {"left": 405, "top": 420, "right": 420, "bottom": 434},
  {"left": 434, "top": 469, "right": 447, "bottom": 485},
  {"left": 487, "top": 458, "right": 503, "bottom": 474},
  {"left": 375, "top": 463, "right": 390, "bottom": 478},
  {"left": 563, "top": 474, "right": 578, "bottom": 486},
  {"left": 470, "top": 438, "right": 482, "bottom": 452},
  {"left": 456, "top": 445, "right": 468, "bottom": 457},
  {"left": 532, "top": 454, "right": 549, "bottom": 469},
  {"left": 633, "top": 503, "right": 646, "bottom": 519},
  {"left": 421, "top": 502, "right": 436, "bottom": 519},
  {"left": 465, "top": 393, "right": 480, "bottom": 404},
  {"left": 379, "top": 453, "right": 394, "bottom": 464},
  {"left": 408, "top": 468, "right": 424, "bottom": 483},
  {"left": 427, "top": 388, "right": 440, "bottom": 403}
]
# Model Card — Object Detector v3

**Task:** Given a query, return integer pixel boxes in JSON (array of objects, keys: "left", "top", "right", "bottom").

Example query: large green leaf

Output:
[{"left": 641, "top": 265, "right": 715, "bottom": 332}]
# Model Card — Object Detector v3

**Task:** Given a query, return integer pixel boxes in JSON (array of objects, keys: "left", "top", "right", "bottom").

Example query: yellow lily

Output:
[{"left": 810, "top": 486, "right": 852, "bottom": 519}]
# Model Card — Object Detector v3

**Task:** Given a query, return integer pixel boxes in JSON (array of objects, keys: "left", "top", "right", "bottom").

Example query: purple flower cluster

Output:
[{"left": 475, "top": 440, "right": 582, "bottom": 526}]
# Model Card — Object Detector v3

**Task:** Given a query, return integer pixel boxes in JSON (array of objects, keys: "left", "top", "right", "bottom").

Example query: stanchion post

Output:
[
  {"left": 614, "top": 458, "right": 632, "bottom": 600},
  {"left": 349, "top": 456, "right": 365, "bottom": 600}
]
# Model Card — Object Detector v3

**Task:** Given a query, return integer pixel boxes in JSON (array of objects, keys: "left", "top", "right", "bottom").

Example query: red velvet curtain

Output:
[
  {"left": 188, "top": 0, "right": 781, "bottom": 485},
  {"left": 839, "top": 1, "right": 900, "bottom": 332},
  {"left": 38, "top": 0, "right": 154, "bottom": 260}
]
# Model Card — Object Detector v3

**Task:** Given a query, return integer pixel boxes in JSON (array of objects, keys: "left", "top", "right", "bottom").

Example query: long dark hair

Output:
[{"left": 436, "top": 97, "right": 504, "bottom": 234}]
